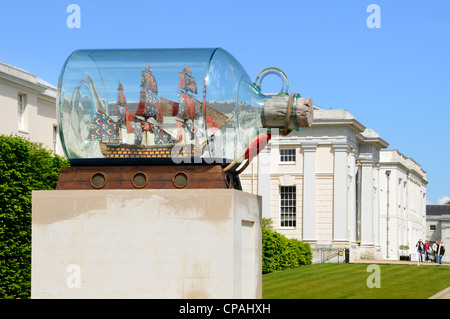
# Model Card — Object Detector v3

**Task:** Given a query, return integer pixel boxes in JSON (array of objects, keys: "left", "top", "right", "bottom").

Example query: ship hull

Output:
[{"left": 99, "top": 142, "right": 204, "bottom": 159}]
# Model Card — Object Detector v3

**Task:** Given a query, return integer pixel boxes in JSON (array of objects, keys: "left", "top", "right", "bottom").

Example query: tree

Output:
[{"left": 0, "top": 135, "right": 69, "bottom": 298}]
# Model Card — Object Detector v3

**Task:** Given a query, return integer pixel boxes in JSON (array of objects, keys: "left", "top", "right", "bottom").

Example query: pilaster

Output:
[
  {"left": 302, "top": 143, "right": 317, "bottom": 243},
  {"left": 360, "top": 160, "right": 375, "bottom": 245},
  {"left": 257, "top": 146, "right": 271, "bottom": 219},
  {"left": 349, "top": 148, "right": 357, "bottom": 243},
  {"left": 332, "top": 144, "right": 349, "bottom": 243}
]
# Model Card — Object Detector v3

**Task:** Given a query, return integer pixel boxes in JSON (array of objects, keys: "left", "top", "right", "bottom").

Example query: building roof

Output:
[
  {"left": 426, "top": 205, "right": 450, "bottom": 216},
  {"left": 380, "top": 149, "right": 427, "bottom": 184},
  {"left": 0, "top": 61, "right": 56, "bottom": 99}
]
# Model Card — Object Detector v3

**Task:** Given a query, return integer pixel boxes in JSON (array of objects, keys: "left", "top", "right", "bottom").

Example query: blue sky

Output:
[{"left": 0, "top": 0, "right": 448, "bottom": 203}]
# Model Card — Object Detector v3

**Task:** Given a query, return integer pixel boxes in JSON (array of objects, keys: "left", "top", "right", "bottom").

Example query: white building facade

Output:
[
  {"left": 379, "top": 150, "right": 428, "bottom": 260},
  {"left": 0, "top": 61, "right": 62, "bottom": 155},
  {"left": 241, "top": 107, "right": 427, "bottom": 262},
  {"left": 426, "top": 205, "right": 450, "bottom": 263}
]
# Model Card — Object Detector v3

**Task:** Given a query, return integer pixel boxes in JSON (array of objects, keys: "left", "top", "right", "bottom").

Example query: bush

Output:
[
  {"left": 262, "top": 218, "right": 312, "bottom": 274},
  {"left": 0, "top": 135, "right": 69, "bottom": 299}
]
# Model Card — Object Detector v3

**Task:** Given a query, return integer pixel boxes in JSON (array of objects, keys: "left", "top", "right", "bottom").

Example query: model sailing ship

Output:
[{"left": 88, "top": 63, "right": 227, "bottom": 159}]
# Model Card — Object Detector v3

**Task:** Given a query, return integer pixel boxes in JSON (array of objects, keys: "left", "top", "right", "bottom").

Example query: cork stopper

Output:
[{"left": 261, "top": 93, "right": 313, "bottom": 132}]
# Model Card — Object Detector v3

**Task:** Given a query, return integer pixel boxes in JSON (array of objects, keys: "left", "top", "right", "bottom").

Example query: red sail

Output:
[
  {"left": 178, "top": 73, "right": 186, "bottom": 91},
  {"left": 125, "top": 108, "right": 135, "bottom": 133},
  {"left": 181, "top": 65, "right": 192, "bottom": 74},
  {"left": 136, "top": 90, "right": 162, "bottom": 123},
  {"left": 178, "top": 72, "right": 197, "bottom": 94},
  {"left": 185, "top": 73, "right": 197, "bottom": 94},
  {"left": 141, "top": 71, "right": 158, "bottom": 94},
  {"left": 117, "top": 82, "right": 126, "bottom": 106},
  {"left": 135, "top": 90, "right": 147, "bottom": 117},
  {"left": 178, "top": 92, "right": 199, "bottom": 120},
  {"left": 160, "top": 97, "right": 179, "bottom": 116}
]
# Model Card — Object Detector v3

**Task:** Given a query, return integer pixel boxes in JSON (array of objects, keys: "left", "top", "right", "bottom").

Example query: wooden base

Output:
[{"left": 56, "top": 165, "right": 242, "bottom": 190}]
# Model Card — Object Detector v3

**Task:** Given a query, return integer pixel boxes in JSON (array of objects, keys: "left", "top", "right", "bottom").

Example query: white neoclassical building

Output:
[
  {"left": 241, "top": 107, "right": 427, "bottom": 262},
  {"left": 378, "top": 149, "right": 428, "bottom": 260},
  {"left": 0, "top": 61, "right": 62, "bottom": 155}
]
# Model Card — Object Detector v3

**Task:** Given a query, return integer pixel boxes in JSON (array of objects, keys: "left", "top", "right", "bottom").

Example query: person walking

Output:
[
  {"left": 424, "top": 240, "right": 430, "bottom": 262},
  {"left": 437, "top": 240, "right": 445, "bottom": 264},
  {"left": 432, "top": 240, "right": 438, "bottom": 263},
  {"left": 416, "top": 239, "right": 423, "bottom": 266}
]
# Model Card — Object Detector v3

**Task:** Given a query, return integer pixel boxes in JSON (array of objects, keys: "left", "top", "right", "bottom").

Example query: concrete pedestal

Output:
[{"left": 31, "top": 189, "right": 262, "bottom": 298}]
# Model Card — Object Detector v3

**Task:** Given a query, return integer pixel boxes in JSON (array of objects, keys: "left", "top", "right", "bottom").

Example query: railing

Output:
[{"left": 312, "top": 247, "right": 349, "bottom": 264}]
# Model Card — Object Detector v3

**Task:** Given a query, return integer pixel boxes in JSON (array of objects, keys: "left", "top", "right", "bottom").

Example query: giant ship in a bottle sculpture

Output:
[{"left": 56, "top": 48, "right": 313, "bottom": 190}]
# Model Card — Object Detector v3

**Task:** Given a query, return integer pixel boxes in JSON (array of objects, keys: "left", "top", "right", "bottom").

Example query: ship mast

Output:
[
  {"left": 136, "top": 63, "right": 161, "bottom": 146},
  {"left": 176, "top": 64, "right": 200, "bottom": 144}
]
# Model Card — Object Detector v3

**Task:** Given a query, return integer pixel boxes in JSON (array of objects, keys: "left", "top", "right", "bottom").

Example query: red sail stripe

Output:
[
  {"left": 182, "top": 93, "right": 197, "bottom": 119},
  {"left": 142, "top": 73, "right": 158, "bottom": 94},
  {"left": 156, "top": 99, "right": 163, "bottom": 124},
  {"left": 135, "top": 90, "right": 147, "bottom": 117},
  {"left": 125, "top": 109, "right": 135, "bottom": 133},
  {"left": 178, "top": 73, "right": 185, "bottom": 90},
  {"left": 117, "top": 82, "right": 127, "bottom": 106}
]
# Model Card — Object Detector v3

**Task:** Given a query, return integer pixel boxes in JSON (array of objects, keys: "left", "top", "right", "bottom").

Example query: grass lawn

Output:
[{"left": 263, "top": 263, "right": 450, "bottom": 299}]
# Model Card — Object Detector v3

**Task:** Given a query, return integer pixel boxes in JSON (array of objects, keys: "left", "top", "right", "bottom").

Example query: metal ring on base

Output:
[
  {"left": 90, "top": 172, "right": 107, "bottom": 189},
  {"left": 173, "top": 172, "right": 189, "bottom": 188}
]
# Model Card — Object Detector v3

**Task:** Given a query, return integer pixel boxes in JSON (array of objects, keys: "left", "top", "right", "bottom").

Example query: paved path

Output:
[
  {"left": 352, "top": 259, "right": 450, "bottom": 298},
  {"left": 428, "top": 287, "right": 450, "bottom": 299}
]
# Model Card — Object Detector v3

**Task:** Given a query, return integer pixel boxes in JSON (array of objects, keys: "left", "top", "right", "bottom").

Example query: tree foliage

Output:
[
  {"left": 0, "top": 135, "right": 69, "bottom": 298},
  {"left": 262, "top": 218, "right": 312, "bottom": 274}
]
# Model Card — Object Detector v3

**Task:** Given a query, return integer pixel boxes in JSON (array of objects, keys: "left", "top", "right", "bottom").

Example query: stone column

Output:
[
  {"left": 257, "top": 145, "right": 271, "bottom": 219},
  {"left": 333, "top": 144, "right": 349, "bottom": 243},
  {"left": 360, "top": 160, "right": 375, "bottom": 246},
  {"left": 349, "top": 148, "right": 357, "bottom": 243},
  {"left": 302, "top": 143, "right": 317, "bottom": 243}
]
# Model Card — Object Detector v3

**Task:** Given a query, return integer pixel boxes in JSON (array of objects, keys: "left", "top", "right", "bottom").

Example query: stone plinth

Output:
[{"left": 31, "top": 189, "right": 262, "bottom": 298}]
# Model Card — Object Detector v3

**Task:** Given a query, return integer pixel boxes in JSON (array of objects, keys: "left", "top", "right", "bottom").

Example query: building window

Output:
[
  {"left": 280, "top": 149, "right": 296, "bottom": 163},
  {"left": 280, "top": 186, "right": 296, "bottom": 228},
  {"left": 430, "top": 225, "right": 436, "bottom": 231},
  {"left": 18, "top": 93, "right": 27, "bottom": 131}
]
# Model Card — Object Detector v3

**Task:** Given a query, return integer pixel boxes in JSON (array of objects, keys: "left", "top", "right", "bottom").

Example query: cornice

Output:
[
  {"left": 380, "top": 149, "right": 427, "bottom": 184},
  {"left": 302, "top": 143, "right": 318, "bottom": 151},
  {"left": 357, "top": 130, "right": 389, "bottom": 149},
  {"left": 312, "top": 117, "right": 366, "bottom": 133},
  {"left": 0, "top": 65, "right": 56, "bottom": 100}
]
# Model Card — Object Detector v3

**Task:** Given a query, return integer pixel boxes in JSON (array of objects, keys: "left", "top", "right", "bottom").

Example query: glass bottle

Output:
[{"left": 57, "top": 48, "right": 313, "bottom": 168}]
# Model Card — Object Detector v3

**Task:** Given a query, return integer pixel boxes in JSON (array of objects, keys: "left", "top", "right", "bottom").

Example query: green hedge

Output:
[
  {"left": 262, "top": 218, "right": 312, "bottom": 274},
  {"left": 0, "top": 135, "right": 69, "bottom": 299}
]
